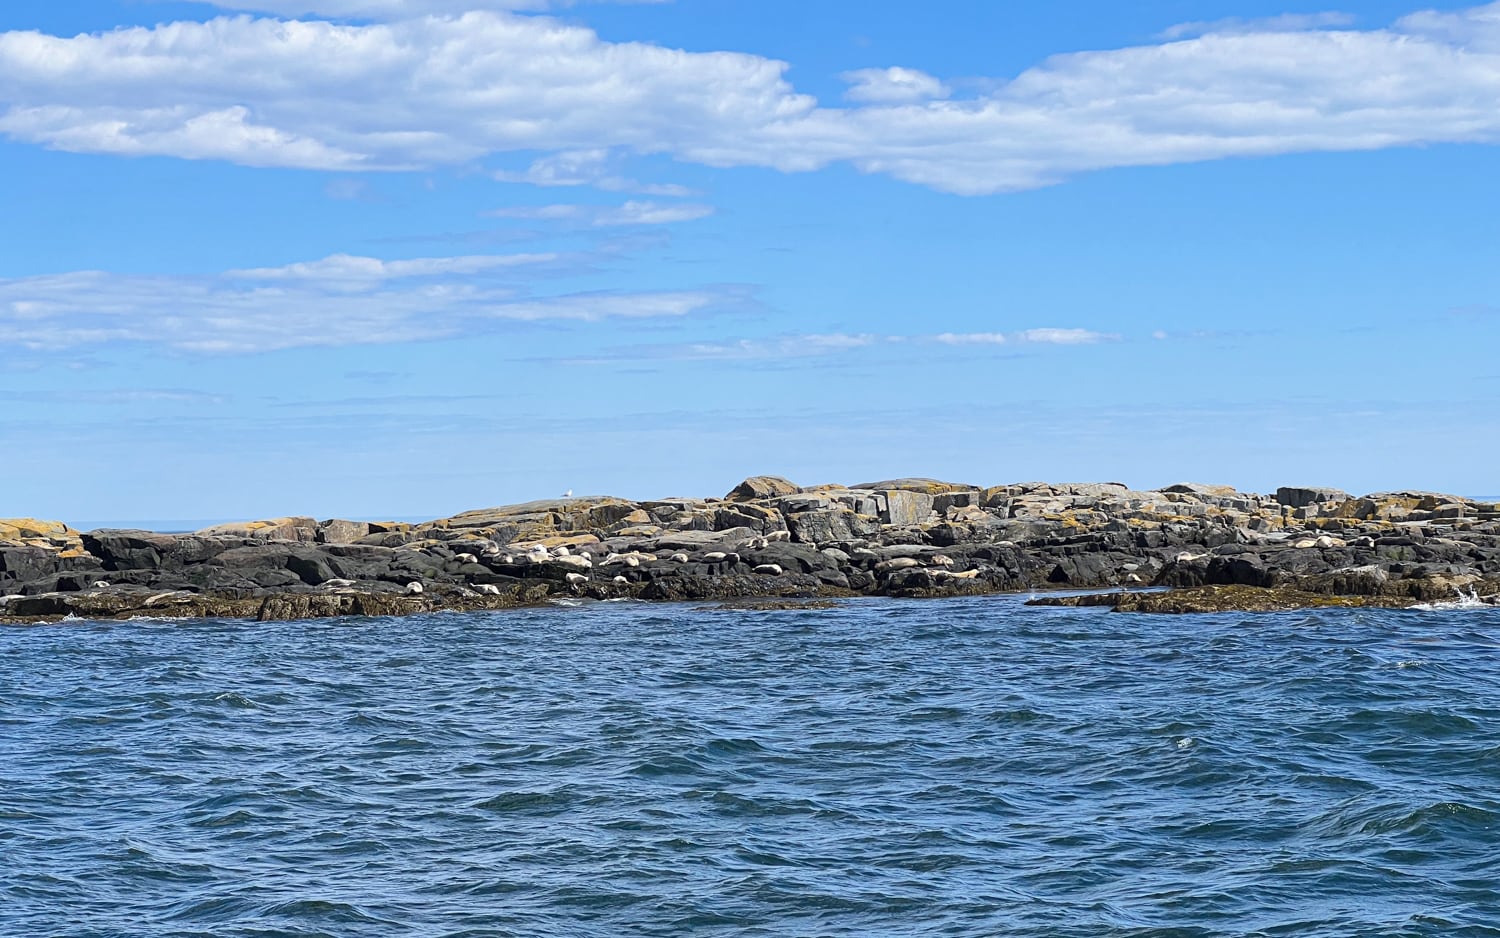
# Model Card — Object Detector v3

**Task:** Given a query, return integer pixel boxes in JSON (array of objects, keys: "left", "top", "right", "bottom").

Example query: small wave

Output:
[
  {"left": 1358, "top": 800, "right": 1498, "bottom": 836},
  {"left": 473, "top": 789, "right": 579, "bottom": 813},
  {"left": 260, "top": 898, "right": 396, "bottom": 925}
]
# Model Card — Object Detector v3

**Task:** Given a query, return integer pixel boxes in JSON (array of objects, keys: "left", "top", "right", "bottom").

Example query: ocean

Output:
[{"left": 3, "top": 595, "right": 1498, "bottom": 936}]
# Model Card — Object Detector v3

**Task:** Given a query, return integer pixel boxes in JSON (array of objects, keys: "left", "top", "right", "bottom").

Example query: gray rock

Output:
[
  {"left": 1275, "top": 486, "right": 1349, "bottom": 509},
  {"left": 725, "top": 476, "right": 800, "bottom": 502},
  {"left": 880, "top": 490, "right": 934, "bottom": 526}
]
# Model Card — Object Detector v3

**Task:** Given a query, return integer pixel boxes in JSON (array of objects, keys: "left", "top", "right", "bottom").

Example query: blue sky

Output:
[{"left": 2, "top": 0, "right": 1497, "bottom": 523}]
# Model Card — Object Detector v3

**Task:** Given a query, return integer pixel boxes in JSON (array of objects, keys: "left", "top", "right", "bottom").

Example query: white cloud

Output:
[
  {"left": 493, "top": 150, "right": 696, "bottom": 196},
  {"left": 227, "top": 252, "right": 557, "bottom": 281},
  {"left": 842, "top": 67, "right": 949, "bottom": 104},
  {"left": 576, "top": 329, "right": 1117, "bottom": 363},
  {"left": 193, "top": 0, "right": 665, "bottom": 17},
  {"left": 1013, "top": 328, "right": 1114, "bottom": 345},
  {"left": 933, "top": 329, "right": 1115, "bottom": 345},
  {"left": 0, "top": 253, "right": 730, "bottom": 353},
  {"left": 1160, "top": 12, "right": 1357, "bottom": 40},
  {"left": 574, "top": 332, "right": 879, "bottom": 363},
  {"left": 3, "top": 4, "right": 1500, "bottom": 193},
  {"left": 485, "top": 200, "right": 713, "bottom": 226},
  {"left": 933, "top": 332, "right": 1007, "bottom": 345},
  {"left": 1398, "top": 2, "right": 1500, "bottom": 47}
]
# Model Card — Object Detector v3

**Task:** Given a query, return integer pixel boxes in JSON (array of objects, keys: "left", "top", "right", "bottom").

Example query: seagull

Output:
[{"left": 562, "top": 489, "right": 573, "bottom": 498}]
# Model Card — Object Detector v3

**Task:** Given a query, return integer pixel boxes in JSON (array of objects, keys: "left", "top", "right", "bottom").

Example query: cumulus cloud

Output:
[
  {"left": 485, "top": 200, "right": 713, "bottom": 226},
  {"left": 0, "top": 252, "right": 731, "bottom": 353},
  {"left": 3, "top": 4, "right": 1500, "bottom": 193},
  {"left": 842, "top": 67, "right": 950, "bottom": 104}
]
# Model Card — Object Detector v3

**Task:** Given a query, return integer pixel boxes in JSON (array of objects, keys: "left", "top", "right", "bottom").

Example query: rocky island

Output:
[{"left": 2, "top": 477, "right": 1497, "bottom": 624}]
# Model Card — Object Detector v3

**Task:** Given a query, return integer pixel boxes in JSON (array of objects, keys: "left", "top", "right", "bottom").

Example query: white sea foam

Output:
[{"left": 1412, "top": 586, "right": 1495, "bottom": 611}]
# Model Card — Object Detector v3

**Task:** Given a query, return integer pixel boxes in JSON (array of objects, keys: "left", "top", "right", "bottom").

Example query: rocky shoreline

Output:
[{"left": 3, "top": 477, "right": 1498, "bottom": 624}]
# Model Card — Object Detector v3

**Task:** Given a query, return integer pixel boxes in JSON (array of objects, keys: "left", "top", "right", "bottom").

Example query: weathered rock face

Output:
[
  {"left": 1275, "top": 486, "right": 1350, "bottom": 509},
  {"left": 6, "top": 475, "right": 1500, "bottom": 623},
  {"left": 725, "top": 476, "right": 800, "bottom": 502}
]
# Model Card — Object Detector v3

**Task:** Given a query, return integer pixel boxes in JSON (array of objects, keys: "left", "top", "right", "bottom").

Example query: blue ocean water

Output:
[{"left": 3, "top": 596, "right": 1499, "bottom": 937}]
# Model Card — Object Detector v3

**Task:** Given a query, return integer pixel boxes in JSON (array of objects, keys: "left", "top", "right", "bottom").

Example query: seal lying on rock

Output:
[{"left": 8, "top": 474, "right": 1500, "bottom": 624}]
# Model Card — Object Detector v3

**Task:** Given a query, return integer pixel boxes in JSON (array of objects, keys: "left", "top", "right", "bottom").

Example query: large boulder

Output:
[
  {"left": 0, "top": 546, "right": 72, "bottom": 586},
  {"left": 0, "top": 518, "right": 75, "bottom": 542},
  {"left": 725, "top": 476, "right": 800, "bottom": 502},
  {"left": 879, "top": 490, "right": 935, "bottom": 526},
  {"left": 1159, "top": 483, "right": 1239, "bottom": 498},
  {"left": 785, "top": 510, "right": 880, "bottom": 546},
  {"left": 855, "top": 478, "right": 976, "bottom": 496},
  {"left": 1274, "top": 486, "right": 1349, "bottom": 509},
  {"left": 317, "top": 519, "right": 373, "bottom": 544},
  {"left": 197, "top": 517, "right": 319, "bottom": 542}
]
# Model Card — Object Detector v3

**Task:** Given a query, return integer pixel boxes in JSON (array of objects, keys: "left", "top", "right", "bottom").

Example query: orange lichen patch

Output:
[{"left": 0, "top": 518, "right": 74, "bottom": 541}]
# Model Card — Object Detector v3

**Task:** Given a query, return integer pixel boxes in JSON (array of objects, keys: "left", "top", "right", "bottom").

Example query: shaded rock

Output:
[
  {"left": 1275, "top": 486, "right": 1349, "bottom": 509},
  {"left": 786, "top": 509, "right": 879, "bottom": 546}
]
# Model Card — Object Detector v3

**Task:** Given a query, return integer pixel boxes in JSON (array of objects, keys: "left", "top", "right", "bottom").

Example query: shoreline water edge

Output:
[{"left": 3, "top": 476, "right": 1498, "bottom": 624}]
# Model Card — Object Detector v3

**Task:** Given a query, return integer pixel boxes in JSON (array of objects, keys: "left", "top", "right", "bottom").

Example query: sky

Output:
[{"left": 1, "top": 0, "right": 1498, "bottom": 524}]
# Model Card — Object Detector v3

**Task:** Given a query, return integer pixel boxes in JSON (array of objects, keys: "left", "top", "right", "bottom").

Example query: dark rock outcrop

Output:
[{"left": 5, "top": 475, "right": 1500, "bottom": 623}]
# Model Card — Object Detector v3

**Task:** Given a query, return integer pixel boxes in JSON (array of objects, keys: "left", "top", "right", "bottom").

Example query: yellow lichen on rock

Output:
[{"left": 0, "top": 518, "right": 75, "bottom": 541}]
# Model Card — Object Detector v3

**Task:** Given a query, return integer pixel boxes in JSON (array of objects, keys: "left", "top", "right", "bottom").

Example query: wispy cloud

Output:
[
  {"left": 569, "top": 328, "right": 1119, "bottom": 363},
  {"left": 192, "top": 0, "right": 670, "bottom": 17},
  {"left": 493, "top": 149, "right": 697, "bottom": 197},
  {"left": 0, "top": 253, "right": 737, "bottom": 353},
  {"left": 485, "top": 200, "right": 713, "bottom": 226},
  {"left": 934, "top": 328, "right": 1117, "bottom": 346},
  {"left": 0, "top": 388, "right": 227, "bottom": 404},
  {"left": 228, "top": 251, "right": 560, "bottom": 282},
  {"left": 4, "top": 4, "right": 1500, "bottom": 193},
  {"left": 1159, "top": 12, "right": 1357, "bottom": 40},
  {"left": 323, "top": 177, "right": 375, "bottom": 201}
]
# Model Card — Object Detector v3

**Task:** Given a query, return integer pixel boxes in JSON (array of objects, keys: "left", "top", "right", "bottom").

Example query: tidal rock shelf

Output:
[{"left": 3, "top": 477, "right": 1498, "bottom": 623}]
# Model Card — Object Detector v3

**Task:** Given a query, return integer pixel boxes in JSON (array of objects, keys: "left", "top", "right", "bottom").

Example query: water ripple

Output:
[{"left": 3, "top": 596, "right": 1499, "bottom": 935}]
